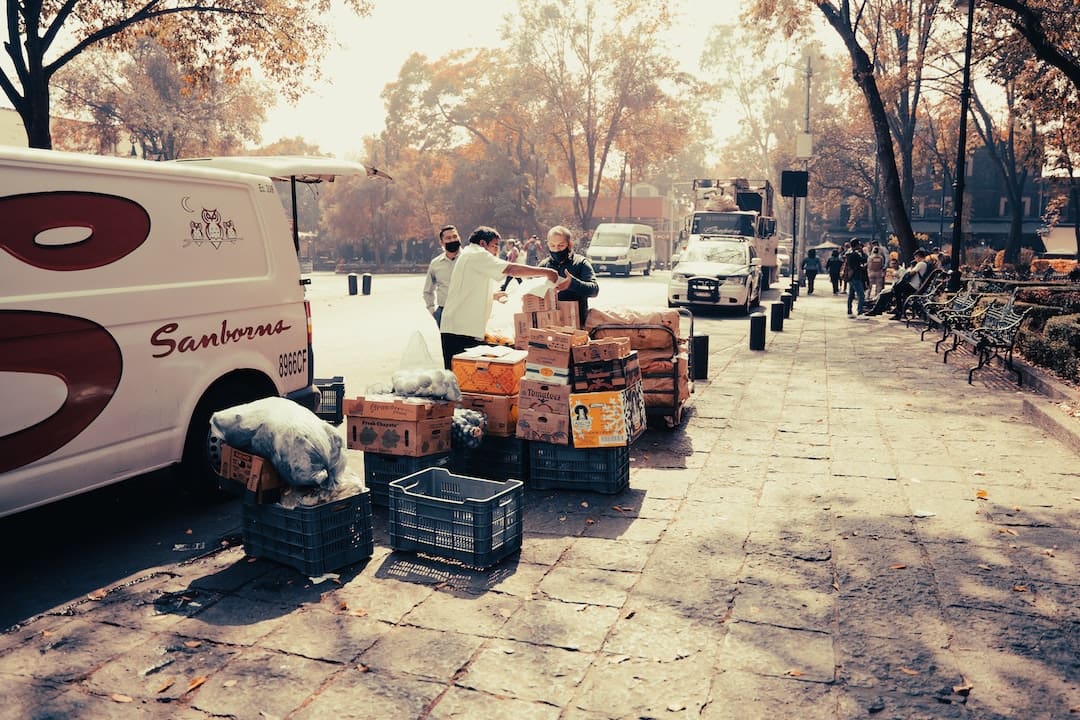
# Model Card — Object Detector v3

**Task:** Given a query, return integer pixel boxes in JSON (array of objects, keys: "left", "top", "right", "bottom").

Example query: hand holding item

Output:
[
  {"left": 554, "top": 273, "right": 573, "bottom": 292},
  {"left": 493, "top": 291, "right": 509, "bottom": 303}
]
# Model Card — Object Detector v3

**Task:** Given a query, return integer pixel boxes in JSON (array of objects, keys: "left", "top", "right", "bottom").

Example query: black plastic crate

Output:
[
  {"left": 364, "top": 451, "right": 450, "bottom": 506},
  {"left": 388, "top": 468, "right": 523, "bottom": 569},
  {"left": 242, "top": 489, "right": 373, "bottom": 575},
  {"left": 314, "top": 376, "right": 345, "bottom": 425},
  {"left": 529, "top": 442, "right": 630, "bottom": 494},
  {"left": 451, "top": 435, "right": 529, "bottom": 481}
]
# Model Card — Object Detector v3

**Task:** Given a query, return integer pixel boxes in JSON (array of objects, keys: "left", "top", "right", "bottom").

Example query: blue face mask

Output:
[{"left": 549, "top": 248, "right": 571, "bottom": 264}]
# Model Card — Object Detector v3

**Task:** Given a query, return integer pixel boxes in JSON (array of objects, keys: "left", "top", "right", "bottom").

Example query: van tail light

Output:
[
  {"left": 304, "top": 300, "right": 313, "bottom": 345},
  {"left": 304, "top": 300, "right": 314, "bottom": 385}
]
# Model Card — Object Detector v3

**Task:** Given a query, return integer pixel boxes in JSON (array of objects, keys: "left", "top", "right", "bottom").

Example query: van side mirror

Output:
[
  {"left": 761, "top": 218, "right": 777, "bottom": 237},
  {"left": 630, "top": 239, "right": 639, "bottom": 250}
]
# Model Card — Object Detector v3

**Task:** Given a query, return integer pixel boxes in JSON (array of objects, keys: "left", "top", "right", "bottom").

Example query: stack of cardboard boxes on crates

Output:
[{"left": 450, "top": 345, "right": 529, "bottom": 481}]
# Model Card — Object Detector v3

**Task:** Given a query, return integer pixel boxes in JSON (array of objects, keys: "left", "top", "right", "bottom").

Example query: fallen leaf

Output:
[
  {"left": 41, "top": 630, "right": 54, "bottom": 638},
  {"left": 110, "top": 693, "right": 133, "bottom": 703},
  {"left": 667, "top": 703, "right": 687, "bottom": 712},
  {"left": 953, "top": 683, "right": 974, "bottom": 695},
  {"left": 155, "top": 678, "right": 175, "bottom": 693},
  {"left": 580, "top": 501, "right": 589, "bottom": 508},
  {"left": 356, "top": 663, "right": 371, "bottom": 673},
  {"left": 890, "top": 564, "right": 908, "bottom": 570},
  {"left": 899, "top": 667, "right": 920, "bottom": 675},
  {"left": 186, "top": 676, "right": 208, "bottom": 693},
  {"left": 786, "top": 669, "right": 804, "bottom": 677},
  {"left": 1012, "top": 585, "right": 1029, "bottom": 592},
  {"left": 975, "top": 489, "right": 989, "bottom": 500},
  {"left": 348, "top": 609, "right": 368, "bottom": 618},
  {"left": 223, "top": 679, "right": 237, "bottom": 688},
  {"left": 585, "top": 518, "right": 596, "bottom": 525},
  {"left": 87, "top": 588, "right": 107, "bottom": 601},
  {"left": 612, "top": 505, "right": 633, "bottom": 513},
  {"left": 183, "top": 640, "right": 202, "bottom": 649},
  {"left": 1044, "top": 548, "right": 1056, "bottom": 557},
  {"left": 338, "top": 602, "right": 348, "bottom": 611},
  {"left": 977, "top": 564, "right": 992, "bottom": 571},
  {"left": 831, "top": 582, "right": 841, "bottom": 591},
  {"left": 997, "top": 527, "right": 1020, "bottom": 536}
]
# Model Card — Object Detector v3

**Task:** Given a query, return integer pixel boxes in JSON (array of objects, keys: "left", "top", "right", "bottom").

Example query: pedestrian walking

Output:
[
  {"left": 844, "top": 239, "right": 868, "bottom": 315},
  {"left": 826, "top": 249, "right": 843, "bottom": 294},
  {"left": 866, "top": 245, "right": 886, "bottom": 300},
  {"left": 800, "top": 249, "right": 823, "bottom": 294}
]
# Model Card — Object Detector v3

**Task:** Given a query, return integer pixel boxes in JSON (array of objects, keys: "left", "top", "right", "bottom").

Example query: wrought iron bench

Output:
[{"left": 941, "top": 297, "right": 1031, "bottom": 385}]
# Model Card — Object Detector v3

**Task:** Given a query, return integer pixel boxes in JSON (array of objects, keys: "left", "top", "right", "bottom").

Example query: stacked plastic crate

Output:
[
  {"left": 344, "top": 396, "right": 453, "bottom": 506},
  {"left": 528, "top": 334, "right": 645, "bottom": 494}
]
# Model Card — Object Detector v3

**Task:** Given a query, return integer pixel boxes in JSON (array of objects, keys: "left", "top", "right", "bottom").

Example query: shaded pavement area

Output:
[{"left": 1, "top": 290, "right": 1078, "bottom": 719}]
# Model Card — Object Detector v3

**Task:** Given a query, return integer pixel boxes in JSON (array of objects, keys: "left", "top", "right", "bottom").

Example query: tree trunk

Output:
[{"left": 23, "top": 68, "right": 54, "bottom": 149}]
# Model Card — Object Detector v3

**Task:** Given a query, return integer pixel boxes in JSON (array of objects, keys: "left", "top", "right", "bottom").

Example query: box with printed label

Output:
[
  {"left": 347, "top": 415, "right": 452, "bottom": 457},
  {"left": 571, "top": 352, "right": 642, "bottom": 392},
  {"left": 568, "top": 384, "right": 647, "bottom": 448},
  {"left": 219, "top": 444, "right": 283, "bottom": 504},
  {"left": 518, "top": 378, "right": 573, "bottom": 412},
  {"left": 523, "top": 363, "right": 570, "bottom": 385},
  {"left": 452, "top": 347, "right": 528, "bottom": 395},
  {"left": 514, "top": 311, "right": 562, "bottom": 349},
  {"left": 344, "top": 395, "right": 454, "bottom": 422},
  {"left": 526, "top": 343, "right": 571, "bottom": 370},
  {"left": 516, "top": 405, "right": 571, "bottom": 445},
  {"left": 571, "top": 337, "right": 632, "bottom": 364},
  {"left": 522, "top": 288, "right": 557, "bottom": 312},
  {"left": 527, "top": 326, "right": 589, "bottom": 352},
  {"left": 458, "top": 392, "right": 519, "bottom": 437}
]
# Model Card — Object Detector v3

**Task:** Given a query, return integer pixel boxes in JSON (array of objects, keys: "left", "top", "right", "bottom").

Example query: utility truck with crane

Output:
[{"left": 676, "top": 178, "right": 779, "bottom": 287}]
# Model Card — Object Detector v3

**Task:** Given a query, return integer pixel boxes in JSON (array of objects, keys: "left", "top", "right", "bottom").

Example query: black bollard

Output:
[
  {"left": 347, "top": 273, "right": 358, "bottom": 296},
  {"left": 691, "top": 335, "right": 709, "bottom": 380},
  {"left": 749, "top": 311, "right": 766, "bottom": 350},
  {"left": 361, "top": 272, "right": 373, "bottom": 295},
  {"left": 770, "top": 302, "right": 784, "bottom": 331},
  {"left": 780, "top": 292, "right": 792, "bottom": 318},
  {"left": 789, "top": 282, "right": 799, "bottom": 299}
]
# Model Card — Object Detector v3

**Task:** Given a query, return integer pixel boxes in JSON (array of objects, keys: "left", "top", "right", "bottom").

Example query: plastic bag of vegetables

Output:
[
  {"left": 391, "top": 367, "right": 461, "bottom": 402},
  {"left": 452, "top": 408, "right": 486, "bottom": 449}
]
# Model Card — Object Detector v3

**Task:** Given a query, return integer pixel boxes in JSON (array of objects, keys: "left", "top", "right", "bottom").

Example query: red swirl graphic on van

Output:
[
  {"left": 0, "top": 191, "right": 150, "bottom": 270},
  {"left": 0, "top": 311, "right": 123, "bottom": 474}
]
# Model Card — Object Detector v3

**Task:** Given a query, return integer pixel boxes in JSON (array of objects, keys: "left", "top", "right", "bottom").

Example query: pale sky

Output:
[{"left": 260, "top": 0, "right": 748, "bottom": 160}]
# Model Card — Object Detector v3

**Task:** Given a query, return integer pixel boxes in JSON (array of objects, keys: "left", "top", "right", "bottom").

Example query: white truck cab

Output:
[{"left": 0, "top": 148, "right": 367, "bottom": 517}]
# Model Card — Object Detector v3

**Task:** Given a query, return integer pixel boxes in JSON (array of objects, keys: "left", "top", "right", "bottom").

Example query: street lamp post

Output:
[{"left": 949, "top": 0, "right": 976, "bottom": 291}]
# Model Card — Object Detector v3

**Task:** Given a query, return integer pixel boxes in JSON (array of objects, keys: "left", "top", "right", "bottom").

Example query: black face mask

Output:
[
  {"left": 444, "top": 241, "right": 461, "bottom": 253},
  {"left": 549, "top": 248, "right": 571, "bottom": 264}
]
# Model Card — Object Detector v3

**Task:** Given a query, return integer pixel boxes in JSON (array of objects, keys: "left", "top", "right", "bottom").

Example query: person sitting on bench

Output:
[{"left": 864, "top": 250, "right": 930, "bottom": 318}]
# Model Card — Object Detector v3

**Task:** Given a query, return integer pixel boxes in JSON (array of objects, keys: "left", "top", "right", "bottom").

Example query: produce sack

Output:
[
  {"left": 388, "top": 331, "right": 462, "bottom": 402},
  {"left": 211, "top": 396, "right": 346, "bottom": 490},
  {"left": 585, "top": 307, "right": 685, "bottom": 348}
]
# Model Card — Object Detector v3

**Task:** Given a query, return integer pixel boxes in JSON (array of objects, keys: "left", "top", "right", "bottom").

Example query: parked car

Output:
[{"left": 667, "top": 239, "right": 762, "bottom": 314}]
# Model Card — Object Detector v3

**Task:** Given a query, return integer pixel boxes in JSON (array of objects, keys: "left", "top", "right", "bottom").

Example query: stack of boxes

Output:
[
  {"left": 516, "top": 326, "right": 586, "bottom": 445},
  {"left": 345, "top": 395, "right": 453, "bottom": 505},
  {"left": 451, "top": 345, "right": 530, "bottom": 481}
]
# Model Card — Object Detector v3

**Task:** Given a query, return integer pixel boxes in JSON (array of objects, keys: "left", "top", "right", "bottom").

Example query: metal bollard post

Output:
[
  {"left": 347, "top": 273, "right": 358, "bottom": 296},
  {"left": 780, "top": 292, "right": 792, "bottom": 318},
  {"left": 789, "top": 282, "right": 799, "bottom": 299},
  {"left": 749, "top": 311, "right": 766, "bottom": 350},
  {"left": 770, "top": 302, "right": 784, "bottom": 331},
  {"left": 361, "top": 272, "right": 373, "bottom": 295}
]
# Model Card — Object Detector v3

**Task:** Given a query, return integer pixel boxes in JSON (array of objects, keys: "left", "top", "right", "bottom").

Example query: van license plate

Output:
[{"left": 688, "top": 278, "right": 720, "bottom": 302}]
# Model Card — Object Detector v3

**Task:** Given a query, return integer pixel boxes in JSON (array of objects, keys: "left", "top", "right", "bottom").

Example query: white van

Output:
[
  {"left": 586, "top": 222, "right": 656, "bottom": 276},
  {"left": 0, "top": 148, "right": 365, "bottom": 518}
]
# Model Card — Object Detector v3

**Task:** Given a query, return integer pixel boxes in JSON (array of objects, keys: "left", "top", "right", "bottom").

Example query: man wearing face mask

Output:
[
  {"left": 422, "top": 225, "right": 462, "bottom": 328},
  {"left": 538, "top": 225, "right": 599, "bottom": 327}
]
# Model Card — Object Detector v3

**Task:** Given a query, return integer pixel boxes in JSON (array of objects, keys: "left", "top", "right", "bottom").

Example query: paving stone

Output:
[
  {"left": 518, "top": 535, "right": 574, "bottom": 565},
  {"left": 571, "top": 652, "right": 713, "bottom": 717},
  {"left": 455, "top": 638, "right": 592, "bottom": 706},
  {"left": 358, "top": 625, "right": 485, "bottom": 680},
  {"left": 429, "top": 686, "right": 562, "bottom": 719},
  {"left": 498, "top": 598, "right": 619, "bottom": 652},
  {"left": 258, "top": 606, "right": 388, "bottom": 663},
  {"left": 401, "top": 587, "right": 522, "bottom": 636},
  {"left": 602, "top": 605, "right": 723, "bottom": 662},
  {"left": 537, "top": 565, "right": 637, "bottom": 607},
  {"left": 290, "top": 670, "right": 444, "bottom": 719},
  {"left": 580, "top": 514, "right": 667, "bottom": 543},
  {"left": 171, "top": 595, "right": 290, "bottom": 646},
  {"left": 702, "top": 669, "right": 841, "bottom": 720},
  {"left": 333, "top": 567, "right": 435, "bottom": 622},
  {"left": 717, "top": 621, "right": 834, "bottom": 683},
  {"left": 951, "top": 647, "right": 1080, "bottom": 720},
  {"left": 0, "top": 618, "right": 146, "bottom": 683},
  {"left": 561, "top": 537, "right": 650, "bottom": 573}
]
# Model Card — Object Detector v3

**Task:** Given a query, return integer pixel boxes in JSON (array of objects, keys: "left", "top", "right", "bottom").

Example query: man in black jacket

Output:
[{"left": 538, "top": 225, "right": 599, "bottom": 327}]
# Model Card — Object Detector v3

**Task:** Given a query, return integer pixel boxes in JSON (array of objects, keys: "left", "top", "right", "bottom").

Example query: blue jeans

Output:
[{"left": 847, "top": 278, "right": 866, "bottom": 314}]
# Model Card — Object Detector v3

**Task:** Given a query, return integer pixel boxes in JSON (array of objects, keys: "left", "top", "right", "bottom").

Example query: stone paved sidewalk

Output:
[{"left": 1, "top": 290, "right": 1077, "bottom": 719}]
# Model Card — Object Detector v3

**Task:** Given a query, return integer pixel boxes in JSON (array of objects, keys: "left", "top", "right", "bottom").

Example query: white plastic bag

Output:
[{"left": 389, "top": 331, "right": 461, "bottom": 401}]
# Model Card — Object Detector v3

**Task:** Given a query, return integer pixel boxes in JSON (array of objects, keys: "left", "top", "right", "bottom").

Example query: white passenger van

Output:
[
  {"left": 586, "top": 222, "right": 656, "bottom": 276},
  {"left": 0, "top": 148, "right": 366, "bottom": 518}
]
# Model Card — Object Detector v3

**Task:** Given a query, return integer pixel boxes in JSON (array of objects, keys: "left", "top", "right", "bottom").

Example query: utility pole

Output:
[
  {"left": 949, "top": 0, "right": 976, "bottom": 291},
  {"left": 794, "top": 54, "right": 814, "bottom": 282}
]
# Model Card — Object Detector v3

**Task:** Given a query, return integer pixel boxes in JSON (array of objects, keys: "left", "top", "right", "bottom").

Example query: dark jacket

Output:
[
  {"left": 826, "top": 254, "right": 843, "bottom": 278},
  {"left": 539, "top": 252, "right": 599, "bottom": 324},
  {"left": 844, "top": 249, "right": 868, "bottom": 283}
]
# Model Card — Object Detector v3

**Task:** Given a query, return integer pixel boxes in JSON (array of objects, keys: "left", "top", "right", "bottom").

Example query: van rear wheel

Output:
[{"left": 180, "top": 378, "right": 275, "bottom": 497}]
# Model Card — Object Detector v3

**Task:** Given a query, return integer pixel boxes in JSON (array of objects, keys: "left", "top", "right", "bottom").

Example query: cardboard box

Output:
[
  {"left": 527, "top": 326, "right": 589, "bottom": 352},
  {"left": 345, "top": 395, "right": 454, "bottom": 421},
  {"left": 458, "top": 392, "right": 519, "bottom": 437},
  {"left": 557, "top": 301, "right": 580, "bottom": 329},
  {"left": 571, "top": 352, "right": 642, "bottom": 392},
  {"left": 453, "top": 346, "right": 528, "bottom": 395},
  {"left": 347, "top": 416, "right": 452, "bottom": 457},
  {"left": 518, "top": 378, "right": 572, "bottom": 411},
  {"left": 516, "top": 405, "right": 571, "bottom": 445},
  {"left": 219, "top": 444, "right": 283, "bottom": 504},
  {"left": 514, "top": 311, "right": 561, "bottom": 349},
  {"left": 524, "top": 363, "right": 571, "bottom": 385},
  {"left": 568, "top": 384, "right": 647, "bottom": 448},
  {"left": 572, "top": 337, "right": 632, "bottom": 363},
  {"left": 522, "top": 288, "right": 557, "bottom": 312},
  {"left": 526, "top": 343, "right": 571, "bottom": 371}
]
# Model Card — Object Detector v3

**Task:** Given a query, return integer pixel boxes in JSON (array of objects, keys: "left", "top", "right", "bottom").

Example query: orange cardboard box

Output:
[
  {"left": 452, "top": 346, "right": 528, "bottom": 395},
  {"left": 219, "top": 444, "right": 283, "bottom": 504},
  {"left": 346, "top": 416, "right": 452, "bottom": 457},
  {"left": 514, "top": 311, "right": 562, "bottom": 349},
  {"left": 526, "top": 343, "right": 571, "bottom": 369},
  {"left": 527, "top": 326, "right": 589, "bottom": 352},
  {"left": 458, "top": 392, "right": 519, "bottom": 437},
  {"left": 572, "top": 337, "right": 632, "bottom": 363},
  {"left": 518, "top": 378, "right": 572, "bottom": 411},
  {"left": 345, "top": 395, "right": 454, "bottom": 421},
  {"left": 522, "top": 288, "right": 558, "bottom": 312},
  {"left": 568, "top": 384, "right": 647, "bottom": 448},
  {"left": 557, "top": 301, "right": 580, "bottom": 329}
]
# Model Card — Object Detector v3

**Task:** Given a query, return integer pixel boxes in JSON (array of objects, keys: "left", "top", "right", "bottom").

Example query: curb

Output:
[{"left": 1022, "top": 397, "right": 1080, "bottom": 456}]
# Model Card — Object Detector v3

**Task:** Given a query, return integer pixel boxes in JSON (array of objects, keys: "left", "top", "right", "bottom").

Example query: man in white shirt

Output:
[
  {"left": 422, "top": 225, "right": 461, "bottom": 327},
  {"left": 440, "top": 226, "right": 569, "bottom": 369}
]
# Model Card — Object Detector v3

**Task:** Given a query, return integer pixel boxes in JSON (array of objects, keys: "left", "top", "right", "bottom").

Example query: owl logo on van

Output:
[
  {"left": 202, "top": 208, "right": 224, "bottom": 247},
  {"left": 222, "top": 220, "right": 238, "bottom": 242},
  {"left": 188, "top": 221, "right": 206, "bottom": 246},
  {"left": 181, "top": 207, "right": 240, "bottom": 248}
]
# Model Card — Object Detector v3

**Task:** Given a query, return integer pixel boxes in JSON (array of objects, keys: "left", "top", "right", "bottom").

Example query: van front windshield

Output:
[{"left": 590, "top": 232, "right": 628, "bottom": 248}]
